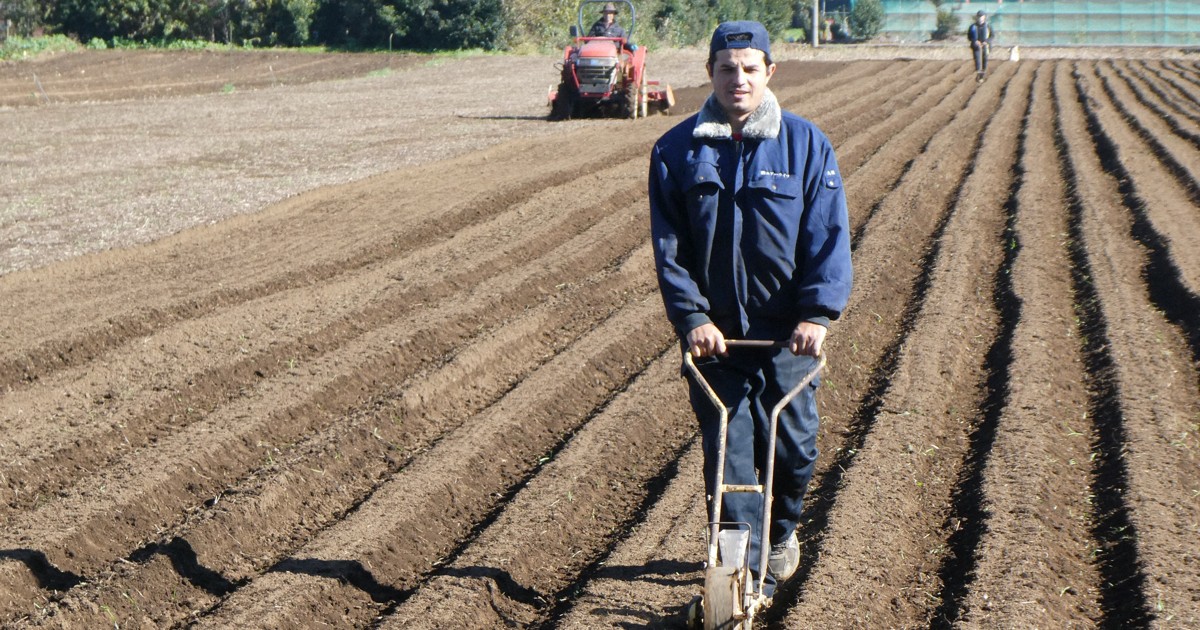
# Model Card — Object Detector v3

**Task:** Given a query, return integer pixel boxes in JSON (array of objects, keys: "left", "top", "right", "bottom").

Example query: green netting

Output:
[{"left": 879, "top": 0, "right": 1200, "bottom": 45}]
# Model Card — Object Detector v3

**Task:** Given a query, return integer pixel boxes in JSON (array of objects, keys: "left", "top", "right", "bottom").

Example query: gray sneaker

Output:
[{"left": 767, "top": 533, "right": 800, "bottom": 581}]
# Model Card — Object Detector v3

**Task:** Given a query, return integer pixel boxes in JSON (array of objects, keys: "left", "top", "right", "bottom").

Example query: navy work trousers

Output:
[
  {"left": 973, "top": 44, "right": 990, "bottom": 74},
  {"left": 686, "top": 347, "right": 821, "bottom": 596}
]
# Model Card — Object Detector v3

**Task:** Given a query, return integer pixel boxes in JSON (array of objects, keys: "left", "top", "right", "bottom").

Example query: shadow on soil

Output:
[
  {"left": 1083, "top": 65, "right": 1200, "bottom": 368},
  {"left": 130, "top": 536, "right": 244, "bottom": 597},
  {"left": 1060, "top": 67, "right": 1154, "bottom": 628},
  {"left": 575, "top": 561, "right": 701, "bottom": 629},
  {"left": 438, "top": 566, "right": 548, "bottom": 607},
  {"left": 536, "top": 435, "right": 700, "bottom": 629},
  {"left": 455, "top": 114, "right": 553, "bottom": 121},
  {"left": 273, "top": 557, "right": 403, "bottom": 603},
  {"left": 0, "top": 549, "right": 84, "bottom": 591}
]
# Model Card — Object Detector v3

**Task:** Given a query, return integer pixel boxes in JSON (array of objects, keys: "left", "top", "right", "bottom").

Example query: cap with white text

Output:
[{"left": 709, "top": 21, "right": 771, "bottom": 59}]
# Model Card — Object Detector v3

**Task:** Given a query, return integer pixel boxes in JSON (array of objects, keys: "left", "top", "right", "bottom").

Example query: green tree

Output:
[
  {"left": 394, "top": 0, "right": 504, "bottom": 50},
  {"left": 848, "top": 0, "right": 884, "bottom": 40},
  {"left": 712, "top": 0, "right": 792, "bottom": 37},
  {"left": 931, "top": 4, "right": 957, "bottom": 40},
  {"left": 2, "top": 0, "right": 47, "bottom": 36},
  {"left": 260, "top": 0, "right": 318, "bottom": 46},
  {"left": 652, "top": 0, "right": 713, "bottom": 47},
  {"left": 309, "top": 0, "right": 403, "bottom": 48},
  {"left": 49, "top": 0, "right": 216, "bottom": 43}
]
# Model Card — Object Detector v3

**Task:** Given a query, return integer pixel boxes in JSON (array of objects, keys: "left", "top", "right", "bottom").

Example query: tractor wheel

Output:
[
  {"left": 639, "top": 70, "right": 648, "bottom": 118},
  {"left": 549, "top": 82, "right": 576, "bottom": 121},
  {"left": 624, "top": 79, "right": 638, "bottom": 120}
]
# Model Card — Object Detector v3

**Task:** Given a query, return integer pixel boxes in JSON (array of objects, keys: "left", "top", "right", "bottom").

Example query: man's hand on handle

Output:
[
  {"left": 687, "top": 322, "right": 827, "bottom": 358},
  {"left": 687, "top": 323, "right": 727, "bottom": 358},
  {"left": 790, "top": 321, "right": 827, "bottom": 357}
]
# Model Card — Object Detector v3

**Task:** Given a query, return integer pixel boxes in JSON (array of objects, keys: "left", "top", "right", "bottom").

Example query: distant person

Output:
[
  {"left": 968, "top": 10, "right": 993, "bottom": 83},
  {"left": 588, "top": 3, "right": 627, "bottom": 39}
]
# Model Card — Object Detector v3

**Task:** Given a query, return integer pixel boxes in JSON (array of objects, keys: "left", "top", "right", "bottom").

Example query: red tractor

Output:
[{"left": 548, "top": 0, "right": 674, "bottom": 120}]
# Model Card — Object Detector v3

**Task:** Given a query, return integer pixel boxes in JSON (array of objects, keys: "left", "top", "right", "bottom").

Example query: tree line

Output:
[{"left": 1, "top": 0, "right": 832, "bottom": 51}]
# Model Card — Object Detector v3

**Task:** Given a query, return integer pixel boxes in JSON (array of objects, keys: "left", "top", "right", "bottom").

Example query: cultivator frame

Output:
[{"left": 683, "top": 341, "right": 826, "bottom": 629}]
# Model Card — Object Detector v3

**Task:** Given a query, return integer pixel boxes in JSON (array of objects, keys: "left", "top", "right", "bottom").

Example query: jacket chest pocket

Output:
[
  {"left": 684, "top": 160, "right": 724, "bottom": 218},
  {"left": 746, "top": 174, "right": 802, "bottom": 199}
]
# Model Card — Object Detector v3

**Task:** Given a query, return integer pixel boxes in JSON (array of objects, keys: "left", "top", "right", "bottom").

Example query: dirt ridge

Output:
[{"left": 2, "top": 51, "right": 1197, "bottom": 629}]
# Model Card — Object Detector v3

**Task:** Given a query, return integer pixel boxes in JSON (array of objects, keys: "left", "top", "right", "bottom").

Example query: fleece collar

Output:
[{"left": 693, "top": 88, "right": 781, "bottom": 140}]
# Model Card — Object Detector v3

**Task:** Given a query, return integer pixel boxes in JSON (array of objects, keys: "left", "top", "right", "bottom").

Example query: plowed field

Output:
[{"left": 2, "top": 48, "right": 1198, "bottom": 629}]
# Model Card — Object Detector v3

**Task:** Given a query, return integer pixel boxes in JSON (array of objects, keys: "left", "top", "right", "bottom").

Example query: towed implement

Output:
[{"left": 548, "top": 0, "right": 674, "bottom": 120}]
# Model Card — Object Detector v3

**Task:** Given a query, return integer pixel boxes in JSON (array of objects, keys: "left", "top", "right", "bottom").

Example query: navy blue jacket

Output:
[
  {"left": 649, "top": 91, "right": 853, "bottom": 342},
  {"left": 968, "top": 22, "right": 993, "bottom": 45}
]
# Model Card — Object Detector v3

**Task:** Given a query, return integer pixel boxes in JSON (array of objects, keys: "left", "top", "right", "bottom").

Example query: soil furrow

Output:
[
  {"left": 24, "top": 241, "right": 661, "bottom": 629},
  {"left": 818, "top": 62, "right": 958, "bottom": 146},
  {"left": 1081, "top": 63, "right": 1200, "bottom": 364},
  {"left": 776, "top": 61, "right": 1032, "bottom": 628},
  {"left": 1156, "top": 60, "right": 1200, "bottom": 103},
  {"left": 1090, "top": 63, "right": 1200, "bottom": 207},
  {"left": 1157, "top": 60, "right": 1200, "bottom": 101},
  {"left": 956, "top": 61, "right": 1104, "bottom": 628},
  {"left": 769, "top": 60, "right": 896, "bottom": 117},
  {"left": 0, "top": 182, "right": 654, "bottom": 618},
  {"left": 1109, "top": 61, "right": 1200, "bottom": 152},
  {"left": 374, "top": 354, "right": 695, "bottom": 629},
  {"left": 1126, "top": 61, "right": 1200, "bottom": 130},
  {"left": 1057, "top": 61, "right": 1200, "bottom": 626},
  {"left": 0, "top": 132, "right": 650, "bottom": 392},
  {"left": 187, "top": 298, "right": 672, "bottom": 628},
  {"left": 551, "top": 442, "right": 707, "bottom": 629},
  {"left": 831, "top": 61, "right": 965, "bottom": 174},
  {"left": 1051, "top": 64, "right": 1155, "bottom": 628},
  {"left": 801, "top": 59, "right": 950, "bottom": 141},
  {"left": 930, "top": 60, "right": 1048, "bottom": 627},
  {"left": 0, "top": 158, "right": 651, "bottom": 523},
  {"left": 841, "top": 64, "right": 979, "bottom": 236}
]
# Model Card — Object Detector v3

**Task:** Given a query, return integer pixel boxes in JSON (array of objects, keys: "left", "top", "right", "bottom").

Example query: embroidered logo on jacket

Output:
[{"left": 824, "top": 169, "right": 842, "bottom": 189}]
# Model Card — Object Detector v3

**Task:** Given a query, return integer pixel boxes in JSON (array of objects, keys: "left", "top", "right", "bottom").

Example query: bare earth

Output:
[{"left": 1, "top": 44, "right": 1198, "bottom": 629}]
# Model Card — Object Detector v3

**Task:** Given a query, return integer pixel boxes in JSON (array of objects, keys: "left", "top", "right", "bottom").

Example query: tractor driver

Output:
[
  {"left": 649, "top": 21, "right": 852, "bottom": 599},
  {"left": 588, "top": 3, "right": 627, "bottom": 39}
]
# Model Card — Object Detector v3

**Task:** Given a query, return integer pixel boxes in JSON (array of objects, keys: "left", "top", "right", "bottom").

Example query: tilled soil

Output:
[{"left": 1, "top": 47, "right": 1198, "bottom": 629}]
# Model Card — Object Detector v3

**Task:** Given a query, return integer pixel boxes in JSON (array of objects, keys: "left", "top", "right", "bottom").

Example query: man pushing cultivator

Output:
[
  {"left": 649, "top": 20, "right": 852, "bottom": 628},
  {"left": 968, "top": 10, "right": 994, "bottom": 83}
]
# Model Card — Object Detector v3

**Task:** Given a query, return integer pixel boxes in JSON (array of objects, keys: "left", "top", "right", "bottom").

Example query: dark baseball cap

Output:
[{"left": 709, "top": 21, "right": 771, "bottom": 58}]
